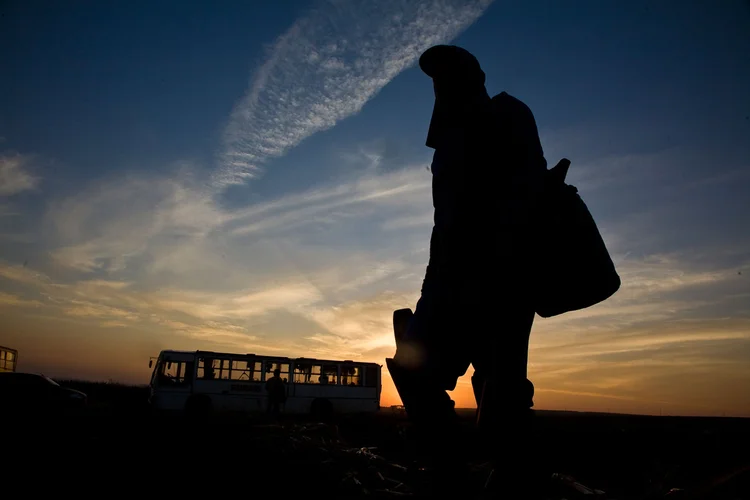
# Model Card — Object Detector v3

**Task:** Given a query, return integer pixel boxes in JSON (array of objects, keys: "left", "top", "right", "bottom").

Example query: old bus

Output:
[{"left": 148, "top": 349, "right": 382, "bottom": 416}]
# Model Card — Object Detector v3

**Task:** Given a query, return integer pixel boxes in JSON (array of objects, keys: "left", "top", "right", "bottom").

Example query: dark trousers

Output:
[
  {"left": 267, "top": 400, "right": 282, "bottom": 416},
  {"left": 392, "top": 268, "right": 536, "bottom": 467}
]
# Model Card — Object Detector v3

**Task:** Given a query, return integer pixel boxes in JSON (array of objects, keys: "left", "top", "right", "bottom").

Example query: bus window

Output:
[
  {"left": 197, "top": 358, "right": 230, "bottom": 380},
  {"left": 231, "top": 360, "right": 247, "bottom": 380},
  {"left": 197, "top": 357, "right": 212, "bottom": 379},
  {"left": 250, "top": 361, "right": 262, "bottom": 381},
  {"left": 293, "top": 363, "right": 320, "bottom": 384},
  {"left": 322, "top": 364, "right": 338, "bottom": 385},
  {"left": 158, "top": 360, "right": 193, "bottom": 387},
  {"left": 231, "top": 360, "right": 263, "bottom": 381},
  {"left": 263, "top": 361, "right": 289, "bottom": 382},
  {"left": 218, "top": 359, "right": 230, "bottom": 380},
  {"left": 341, "top": 365, "right": 362, "bottom": 386},
  {"left": 293, "top": 364, "right": 337, "bottom": 384},
  {"left": 0, "top": 349, "right": 16, "bottom": 372},
  {"left": 197, "top": 357, "right": 230, "bottom": 380}
]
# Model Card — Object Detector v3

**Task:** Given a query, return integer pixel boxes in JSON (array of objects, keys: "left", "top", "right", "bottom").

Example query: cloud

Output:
[
  {"left": 530, "top": 330, "right": 750, "bottom": 414},
  {"left": 2, "top": 174, "right": 424, "bottom": 359},
  {"left": 63, "top": 300, "right": 141, "bottom": 321},
  {"left": 0, "top": 291, "right": 43, "bottom": 308},
  {"left": 305, "top": 290, "right": 413, "bottom": 345},
  {"left": 5, "top": 192, "right": 750, "bottom": 415},
  {"left": 524, "top": 251, "right": 750, "bottom": 411},
  {"left": 380, "top": 211, "right": 433, "bottom": 231},
  {"left": 23, "top": 142, "right": 747, "bottom": 363},
  {"left": 45, "top": 170, "right": 226, "bottom": 273},
  {"left": 42, "top": 156, "right": 432, "bottom": 289},
  {"left": 225, "top": 164, "right": 431, "bottom": 236},
  {"left": 4, "top": 0, "right": 748, "bottom": 416},
  {"left": 0, "top": 262, "right": 51, "bottom": 286},
  {"left": 530, "top": 250, "right": 748, "bottom": 336},
  {"left": 215, "top": 0, "right": 494, "bottom": 188},
  {"left": 149, "top": 281, "right": 325, "bottom": 321},
  {"left": 3, "top": 124, "right": 747, "bottom": 414},
  {"left": 99, "top": 321, "right": 131, "bottom": 328},
  {"left": 0, "top": 153, "right": 40, "bottom": 196},
  {"left": 0, "top": 267, "right": 310, "bottom": 352},
  {"left": 149, "top": 317, "right": 268, "bottom": 349}
]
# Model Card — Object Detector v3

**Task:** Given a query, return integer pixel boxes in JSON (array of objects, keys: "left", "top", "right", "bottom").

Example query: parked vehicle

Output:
[
  {"left": 149, "top": 349, "right": 382, "bottom": 417},
  {"left": 0, "top": 372, "right": 87, "bottom": 413}
]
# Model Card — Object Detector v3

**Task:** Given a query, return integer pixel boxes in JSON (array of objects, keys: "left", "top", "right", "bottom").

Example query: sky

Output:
[{"left": 1, "top": 0, "right": 749, "bottom": 417}]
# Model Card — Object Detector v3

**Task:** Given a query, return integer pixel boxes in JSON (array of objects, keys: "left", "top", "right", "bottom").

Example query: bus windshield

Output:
[{"left": 154, "top": 357, "right": 194, "bottom": 387}]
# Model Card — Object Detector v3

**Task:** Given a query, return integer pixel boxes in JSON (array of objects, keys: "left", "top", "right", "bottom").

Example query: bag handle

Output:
[{"left": 548, "top": 158, "right": 571, "bottom": 184}]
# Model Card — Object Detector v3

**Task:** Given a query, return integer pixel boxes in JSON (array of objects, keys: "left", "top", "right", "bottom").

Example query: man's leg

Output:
[
  {"left": 471, "top": 297, "right": 540, "bottom": 495},
  {"left": 472, "top": 305, "right": 535, "bottom": 424},
  {"left": 390, "top": 284, "right": 471, "bottom": 485},
  {"left": 392, "top": 288, "right": 468, "bottom": 425}
]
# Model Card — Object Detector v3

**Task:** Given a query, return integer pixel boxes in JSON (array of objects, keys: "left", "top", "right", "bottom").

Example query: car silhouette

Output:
[{"left": 0, "top": 372, "right": 87, "bottom": 414}]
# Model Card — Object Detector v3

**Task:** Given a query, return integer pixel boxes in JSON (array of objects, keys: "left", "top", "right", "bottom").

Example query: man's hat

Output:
[
  {"left": 419, "top": 45, "right": 487, "bottom": 149},
  {"left": 418, "top": 45, "right": 485, "bottom": 86}
]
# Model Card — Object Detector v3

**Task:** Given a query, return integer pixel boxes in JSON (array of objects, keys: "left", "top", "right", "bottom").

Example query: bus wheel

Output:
[
  {"left": 310, "top": 398, "right": 333, "bottom": 421},
  {"left": 185, "top": 395, "right": 212, "bottom": 417}
]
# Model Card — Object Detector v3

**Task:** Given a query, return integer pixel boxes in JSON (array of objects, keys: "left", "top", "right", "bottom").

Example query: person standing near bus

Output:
[{"left": 265, "top": 368, "right": 286, "bottom": 417}]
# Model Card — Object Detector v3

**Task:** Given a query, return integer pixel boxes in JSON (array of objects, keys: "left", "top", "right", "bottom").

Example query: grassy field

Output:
[{"left": 5, "top": 380, "right": 749, "bottom": 499}]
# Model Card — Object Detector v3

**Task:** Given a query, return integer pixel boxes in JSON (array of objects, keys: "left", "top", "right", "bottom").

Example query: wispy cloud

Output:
[
  {"left": 45, "top": 171, "right": 226, "bottom": 273},
  {"left": 0, "top": 153, "right": 39, "bottom": 196},
  {"left": 149, "top": 282, "right": 325, "bottom": 321},
  {"left": 0, "top": 269, "right": 317, "bottom": 353},
  {"left": 4, "top": 0, "right": 749, "bottom": 415},
  {"left": 64, "top": 299, "right": 141, "bottom": 321},
  {"left": 0, "top": 262, "right": 51, "bottom": 286},
  {"left": 42, "top": 156, "right": 432, "bottom": 284},
  {"left": 215, "top": 0, "right": 494, "bottom": 188},
  {"left": 225, "top": 164, "right": 430, "bottom": 236},
  {"left": 0, "top": 291, "right": 43, "bottom": 308},
  {"left": 22, "top": 138, "right": 746, "bottom": 373},
  {"left": 4, "top": 169, "right": 750, "bottom": 414},
  {"left": 0, "top": 155, "right": 435, "bottom": 359},
  {"left": 380, "top": 211, "right": 433, "bottom": 231}
]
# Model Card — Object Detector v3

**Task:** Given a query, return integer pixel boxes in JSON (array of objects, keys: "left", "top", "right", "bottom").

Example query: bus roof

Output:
[{"left": 158, "top": 349, "right": 381, "bottom": 367}]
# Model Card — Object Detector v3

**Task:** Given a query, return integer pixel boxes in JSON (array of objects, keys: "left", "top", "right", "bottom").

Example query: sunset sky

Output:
[{"left": 2, "top": 0, "right": 749, "bottom": 417}]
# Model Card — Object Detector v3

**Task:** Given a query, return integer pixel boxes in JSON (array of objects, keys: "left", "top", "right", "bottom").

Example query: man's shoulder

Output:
[{"left": 491, "top": 91, "right": 534, "bottom": 117}]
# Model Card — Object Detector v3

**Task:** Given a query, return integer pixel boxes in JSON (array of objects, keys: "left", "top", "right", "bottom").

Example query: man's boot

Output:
[{"left": 475, "top": 377, "right": 546, "bottom": 499}]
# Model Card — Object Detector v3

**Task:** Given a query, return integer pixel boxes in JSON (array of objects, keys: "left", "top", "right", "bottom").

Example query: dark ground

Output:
[{"left": 5, "top": 380, "right": 749, "bottom": 499}]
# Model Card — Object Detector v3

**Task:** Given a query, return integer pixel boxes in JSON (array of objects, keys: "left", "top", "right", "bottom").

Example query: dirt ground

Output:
[{"left": 5, "top": 381, "right": 749, "bottom": 499}]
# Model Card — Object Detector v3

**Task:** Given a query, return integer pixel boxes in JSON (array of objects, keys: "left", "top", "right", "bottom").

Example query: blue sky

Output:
[{"left": 1, "top": 0, "right": 749, "bottom": 416}]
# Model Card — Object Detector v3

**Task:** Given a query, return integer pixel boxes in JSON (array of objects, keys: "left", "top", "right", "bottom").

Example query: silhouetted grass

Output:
[
  {"left": 20, "top": 378, "right": 749, "bottom": 499},
  {"left": 55, "top": 378, "right": 150, "bottom": 412}
]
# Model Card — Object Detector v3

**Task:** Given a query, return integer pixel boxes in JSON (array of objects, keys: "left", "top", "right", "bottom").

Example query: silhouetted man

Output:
[
  {"left": 265, "top": 368, "right": 286, "bottom": 416},
  {"left": 390, "top": 45, "right": 548, "bottom": 495}
]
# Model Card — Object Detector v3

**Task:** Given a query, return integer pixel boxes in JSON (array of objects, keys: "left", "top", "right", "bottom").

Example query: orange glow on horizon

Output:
[{"left": 3, "top": 260, "right": 750, "bottom": 419}]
